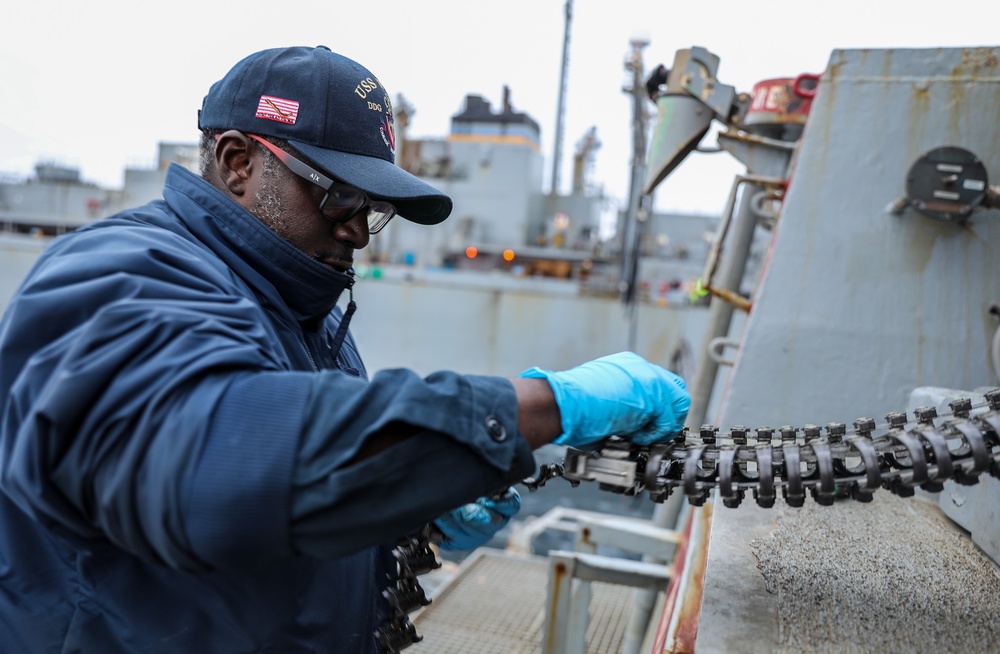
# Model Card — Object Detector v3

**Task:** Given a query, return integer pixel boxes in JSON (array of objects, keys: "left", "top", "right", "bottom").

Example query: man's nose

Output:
[{"left": 335, "top": 211, "right": 371, "bottom": 250}]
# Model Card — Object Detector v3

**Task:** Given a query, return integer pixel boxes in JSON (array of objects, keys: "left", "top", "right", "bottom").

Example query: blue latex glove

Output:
[
  {"left": 520, "top": 351, "right": 690, "bottom": 448},
  {"left": 433, "top": 488, "right": 521, "bottom": 551}
]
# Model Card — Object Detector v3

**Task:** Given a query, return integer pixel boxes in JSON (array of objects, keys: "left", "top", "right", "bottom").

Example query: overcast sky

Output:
[{"left": 2, "top": 0, "right": 998, "bottom": 216}]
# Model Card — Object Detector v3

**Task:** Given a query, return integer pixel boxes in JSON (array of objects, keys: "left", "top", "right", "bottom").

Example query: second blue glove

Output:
[{"left": 433, "top": 487, "right": 521, "bottom": 551}]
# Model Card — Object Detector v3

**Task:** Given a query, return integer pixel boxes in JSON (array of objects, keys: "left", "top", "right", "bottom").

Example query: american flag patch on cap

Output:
[{"left": 256, "top": 95, "right": 299, "bottom": 124}]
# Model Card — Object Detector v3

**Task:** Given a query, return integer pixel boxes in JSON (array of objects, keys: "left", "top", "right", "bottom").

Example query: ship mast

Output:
[
  {"left": 620, "top": 37, "right": 652, "bottom": 350},
  {"left": 549, "top": 0, "right": 573, "bottom": 196}
]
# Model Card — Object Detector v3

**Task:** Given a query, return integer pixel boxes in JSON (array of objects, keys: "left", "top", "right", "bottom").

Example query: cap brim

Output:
[{"left": 290, "top": 141, "right": 452, "bottom": 225}]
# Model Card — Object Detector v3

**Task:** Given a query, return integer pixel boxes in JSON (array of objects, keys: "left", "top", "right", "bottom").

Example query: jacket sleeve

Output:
[
  {"left": 0, "top": 228, "right": 310, "bottom": 571},
  {"left": 0, "top": 226, "right": 536, "bottom": 572},
  {"left": 289, "top": 369, "right": 535, "bottom": 559}
]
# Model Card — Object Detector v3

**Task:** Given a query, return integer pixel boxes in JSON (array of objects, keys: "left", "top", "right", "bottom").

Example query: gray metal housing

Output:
[{"left": 698, "top": 46, "right": 1000, "bottom": 653}]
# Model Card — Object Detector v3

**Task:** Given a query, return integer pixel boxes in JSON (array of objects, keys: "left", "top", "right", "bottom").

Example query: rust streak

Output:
[
  {"left": 652, "top": 514, "right": 693, "bottom": 653},
  {"left": 545, "top": 561, "right": 569, "bottom": 652},
  {"left": 673, "top": 503, "right": 713, "bottom": 653}
]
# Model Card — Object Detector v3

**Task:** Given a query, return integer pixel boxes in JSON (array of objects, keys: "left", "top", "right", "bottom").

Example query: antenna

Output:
[{"left": 550, "top": 0, "right": 573, "bottom": 196}]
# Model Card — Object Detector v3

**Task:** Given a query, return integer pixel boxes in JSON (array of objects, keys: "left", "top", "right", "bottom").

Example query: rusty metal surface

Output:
[
  {"left": 646, "top": 504, "right": 713, "bottom": 653},
  {"left": 740, "top": 74, "right": 820, "bottom": 141},
  {"left": 667, "top": 504, "right": 711, "bottom": 653}
]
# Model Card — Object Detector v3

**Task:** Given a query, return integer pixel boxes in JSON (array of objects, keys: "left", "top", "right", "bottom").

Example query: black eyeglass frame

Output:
[{"left": 245, "top": 133, "right": 396, "bottom": 234}]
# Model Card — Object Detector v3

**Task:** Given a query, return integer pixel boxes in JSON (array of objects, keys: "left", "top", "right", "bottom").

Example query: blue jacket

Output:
[{"left": 0, "top": 165, "right": 534, "bottom": 652}]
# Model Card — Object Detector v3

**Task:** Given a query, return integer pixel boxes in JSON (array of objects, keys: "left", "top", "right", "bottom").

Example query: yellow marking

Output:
[{"left": 447, "top": 133, "right": 540, "bottom": 152}]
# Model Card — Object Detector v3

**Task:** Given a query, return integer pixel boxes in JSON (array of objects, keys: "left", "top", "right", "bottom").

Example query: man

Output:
[{"left": 0, "top": 46, "right": 690, "bottom": 652}]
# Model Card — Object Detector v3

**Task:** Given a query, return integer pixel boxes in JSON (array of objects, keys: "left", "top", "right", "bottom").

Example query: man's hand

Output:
[
  {"left": 520, "top": 351, "right": 690, "bottom": 448},
  {"left": 433, "top": 488, "right": 521, "bottom": 551}
]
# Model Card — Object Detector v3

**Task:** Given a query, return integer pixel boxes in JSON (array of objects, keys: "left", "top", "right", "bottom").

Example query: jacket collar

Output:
[{"left": 162, "top": 164, "right": 354, "bottom": 325}]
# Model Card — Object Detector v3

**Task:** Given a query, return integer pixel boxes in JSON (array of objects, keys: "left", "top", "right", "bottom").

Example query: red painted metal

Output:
[
  {"left": 744, "top": 74, "right": 820, "bottom": 140},
  {"left": 649, "top": 503, "right": 714, "bottom": 653},
  {"left": 650, "top": 510, "right": 693, "bottom": 653},
  {"left": 792, "top": 73, "right": 821, "bottom": 99}
]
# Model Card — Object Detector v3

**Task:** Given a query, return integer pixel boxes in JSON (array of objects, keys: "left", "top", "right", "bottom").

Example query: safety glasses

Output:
[{"left": 246, "top": 133, "right": 396, "bottom": 234}]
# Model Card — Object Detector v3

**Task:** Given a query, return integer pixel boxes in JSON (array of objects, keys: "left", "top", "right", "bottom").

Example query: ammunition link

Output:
[
  {"left": 524, "top": 389, "right": 1000, "bottom": 510},
  {"left": 375, "top": 528, "right": 439, "bottom": 654}
]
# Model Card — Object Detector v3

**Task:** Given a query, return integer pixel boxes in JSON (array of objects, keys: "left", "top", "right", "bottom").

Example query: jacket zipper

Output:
[{"left": 298, "top": 329, "right": 319, "bottom": 371}]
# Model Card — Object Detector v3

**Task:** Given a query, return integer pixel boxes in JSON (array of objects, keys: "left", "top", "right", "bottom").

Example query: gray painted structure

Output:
[
  {"left": 0, "top": 164, "right": 122, "bottom": 231},
  {"left": 0, "top": 144, "right": 198, "bottom": 234},
  {"left": 373, "top": 91, "right": 606, "bottom": 268},
  {"left": 349, "top": 266, "right": 711, "bottom": 380},
  {"left": 696, "top": 47, "right": 1000, "bottom": 652},
  {"left": 0, "top": 234, "right": 47, "bottom": 303}
]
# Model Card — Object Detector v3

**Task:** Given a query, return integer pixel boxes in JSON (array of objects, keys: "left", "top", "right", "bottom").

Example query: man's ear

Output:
[{"left": 214, "top": 130, "right": 255, "bottom": 198}]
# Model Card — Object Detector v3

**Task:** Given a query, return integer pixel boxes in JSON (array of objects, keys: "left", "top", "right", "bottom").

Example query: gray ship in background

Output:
[{"left": 4, "top": 29, "right": 1000, "bottom": 654}]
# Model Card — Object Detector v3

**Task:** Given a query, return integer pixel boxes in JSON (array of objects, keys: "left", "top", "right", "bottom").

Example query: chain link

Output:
[
  {"left": 525, "top": 389, "right": 1000, "bottom": 509},
  {"left": 375, "top": 526, "right": 440, "bottom": 653}
]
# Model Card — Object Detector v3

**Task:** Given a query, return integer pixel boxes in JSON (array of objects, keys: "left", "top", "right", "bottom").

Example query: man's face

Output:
[{"left": 249, "top": 147, "right": 370, "bottom": 273}]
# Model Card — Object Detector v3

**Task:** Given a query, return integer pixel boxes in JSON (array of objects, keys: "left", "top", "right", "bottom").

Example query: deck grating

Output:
[{"left": 412, "top": 549, "right": 639, "bottom": 653}]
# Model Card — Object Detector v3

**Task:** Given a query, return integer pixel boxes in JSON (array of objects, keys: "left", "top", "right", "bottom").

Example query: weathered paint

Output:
[
  {"left": 718, "top": 47, "right": 1000, "bottom": 425},
  {"left": 670, "top": 503, "right": 711, "bottom": 652},
  {"left": 652, "top": 503, "right": 712, "bottom": 653},
  {"left": 545, "top": 560, "right": 570, "bottom": 654},
  {"left": 698, "top": 46, "right": 1000, "bottom": 652}
]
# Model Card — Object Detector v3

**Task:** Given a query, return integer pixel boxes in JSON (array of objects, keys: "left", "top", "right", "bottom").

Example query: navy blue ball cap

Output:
[{"left": 198, "top": 45, "right": 452, "bottom": 225}]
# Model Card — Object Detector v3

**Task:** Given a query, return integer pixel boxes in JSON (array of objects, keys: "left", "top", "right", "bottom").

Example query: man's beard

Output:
[
  {"left": 252, "top": 155, "right": 290, "bottom": 236},
  {"left": 248, "top": 155, "right": 356, "bottom": 270}
]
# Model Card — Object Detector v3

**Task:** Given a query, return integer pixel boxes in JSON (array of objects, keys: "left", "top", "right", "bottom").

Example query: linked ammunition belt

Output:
[
  {"left": 379, "top": 388, "right": 1000, "bottom": 652},
  {"left": 376, "top": 525, "right": 439, "bottom": 654},
  {"left": 525, "top": 389, "right": 1000, "bottom": 508}
]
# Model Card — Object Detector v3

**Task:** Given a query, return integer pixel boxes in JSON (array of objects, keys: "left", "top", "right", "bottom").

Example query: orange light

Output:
[
  {"left": 502, "top": 249, "right": 515, "bottom": 262},
  {"left": 465, "top": 246, "right": 478, "bottom": 258}
]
